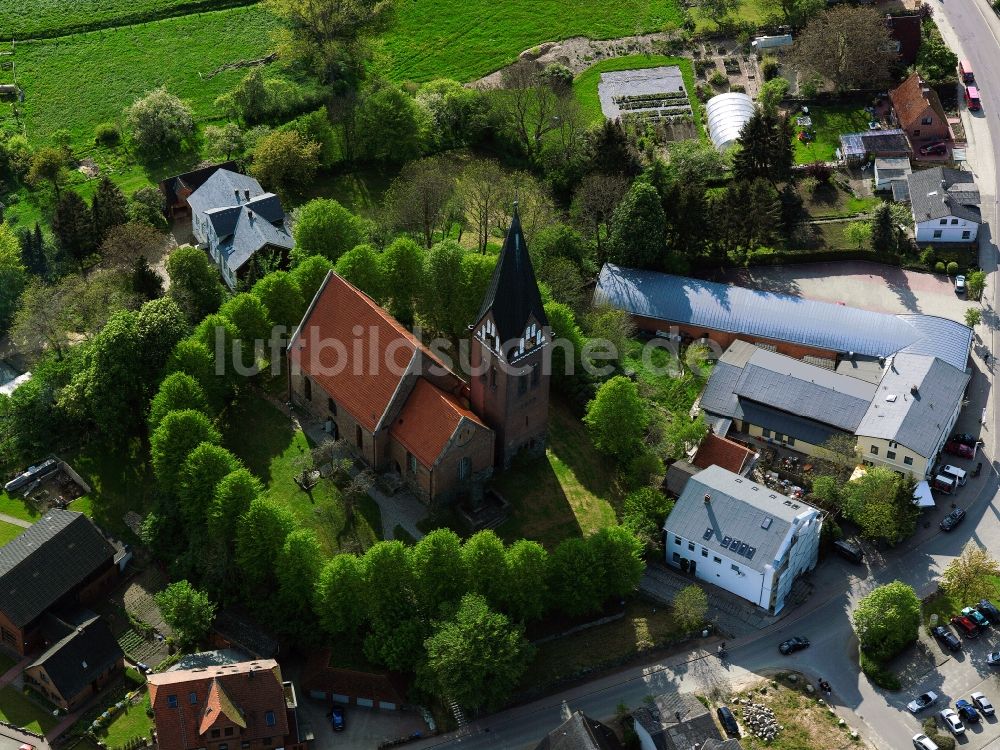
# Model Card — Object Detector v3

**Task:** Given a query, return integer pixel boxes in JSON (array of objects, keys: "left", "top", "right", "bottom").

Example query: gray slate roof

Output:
[
  {"left": 595, "top": 265, "right": 971, "bottom": 372},
  {"left": 856, "top": 352, "right": 970, "bottom": 457},
  {"left": 665, "top": 465, "right": 819, "bottom": 573},
  {"left": 30, "top": 612, "right": 122, "bottom": 700},
  {"left": 221, "top": 200, "right": 294, "bottom": 274},
  {"left": 632, "top": 693, "right": 722, "bottom": 750},
  {"left": 875, "top": 157, "right": 911, "bottom": 180},
  {"left": 535, "top": 711, "right": 621, "bottom": 750},
  {"left": 907, "top": 167, "right": 981, "bottom": 223},
  {"left": 897, "top": 314, "right": 973, "bottom": 373},
  {"left": 0, "top": 510, "right": 116, "bottom": 628},
  {"left": 186, "top": 169, "right": 265, "bottom": 218},
  {"left": 737, "top": 401, "right": 847, "bottom": 447}
]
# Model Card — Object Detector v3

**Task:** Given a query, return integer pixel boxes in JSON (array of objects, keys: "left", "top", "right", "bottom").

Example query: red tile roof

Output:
[
  {"left": 692, "top": 433, "right": 755, "bottom": 475},
  {"left": 890, "top": 72, "right": 948, "bottom": 133},
  {"left": 390, "top": 378, "right": 486, "bottom": 467},
  {"left": 149, "top": 660, "right": 289, "bottom": 750},
  {"left": 290, "top": 273, "right": 453, "bottom": 432}
]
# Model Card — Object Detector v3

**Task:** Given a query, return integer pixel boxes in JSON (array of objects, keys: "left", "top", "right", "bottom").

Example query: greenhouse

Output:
[{"left": 705, "top": 92, "right": 756, "bottom": 151}]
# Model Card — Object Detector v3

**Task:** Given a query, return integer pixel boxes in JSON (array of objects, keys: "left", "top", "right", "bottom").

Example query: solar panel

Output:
[
  {"left": 703, "top": 528, "right": 713, "bottom": 541},
  {"left": 722, "top": 536, "right": 732, "bottom": 547}
]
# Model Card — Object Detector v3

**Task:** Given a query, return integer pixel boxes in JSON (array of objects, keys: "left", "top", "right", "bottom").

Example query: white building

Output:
[
  {"left": 907, "top": 166, "right": 981, "bottom": 243},
  {"left": 874, "top": 156, "right": 911, "bottom": 191},
  {"left": 705, "top": 92, "right": 755, "bottom": 152},
  {"left": 663, "top": 465, "right": 822, "bottom": 614}
]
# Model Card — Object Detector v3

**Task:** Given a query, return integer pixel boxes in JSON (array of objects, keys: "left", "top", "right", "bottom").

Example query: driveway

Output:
[
  {"left": 295, "top": 691, "right": 427, "bottom": 750},
  {"left": 717, "top": 261, "right": 977, "bottom": 320}
]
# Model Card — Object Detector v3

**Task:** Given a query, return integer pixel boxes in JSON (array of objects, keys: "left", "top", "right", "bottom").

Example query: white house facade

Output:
[
  {"left": 907, "top": 166, "right": 981, "bottom": 243},
  {"left": 664, "top": 465, "right": 823, "bottom": 614},
  {"left": 915, "top": 214, "right": 979, "bottom": 243}
]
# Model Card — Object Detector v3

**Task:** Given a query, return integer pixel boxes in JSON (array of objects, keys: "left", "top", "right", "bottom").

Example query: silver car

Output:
[{"left": 939, "top": 708, "right": 965, "bottom": 735}]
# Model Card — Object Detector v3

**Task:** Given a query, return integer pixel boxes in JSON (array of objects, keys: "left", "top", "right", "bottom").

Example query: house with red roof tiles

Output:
[
  {"left": 148, "top": 660, "right": 308, "bottom": 750},
  {"left": 288, "top": 208, "right": 550, "bottom": 503},
  {"left": 889, "top": 72, "right": 951, "bottom": 149}
]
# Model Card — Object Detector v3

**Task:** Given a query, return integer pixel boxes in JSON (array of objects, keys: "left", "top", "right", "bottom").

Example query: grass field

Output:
[
  {"left": 377, "top": 0, "right": 684, "bottom": 83},
  {"left": 792, "top": 104, "right": 872, "bottom": 164},
  {"left": 1, "top": 0, "right": 255, "bottom": 39},
  {"left": 99, "top": 695, "right": 154, "bottom": 748},
  {"left": 0, "top": 521, "right": 25, "bottom": 548},
  {"left": 0, "top": 491, "right": 40, "bottom": 523},
  {"left": 0, "top": 685, "right": 58, "bottom": 734},
  {"left": 495, "top": 399, "right": 620, "bottom": 548},
  {"left": 799, "top": 181, "right": 880, "bottom": 219},
  {"left": 3, "top": 5, "right": 278, "bottom": 147},
  {"left": 572, "top": 54, "right": 703, "bottom": 137}
]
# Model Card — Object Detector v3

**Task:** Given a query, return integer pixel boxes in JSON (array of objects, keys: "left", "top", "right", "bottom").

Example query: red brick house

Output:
[
  {"left": 148, "top": 660, "right": 307, "bottom": 750},
  {"left": 0, "top": 510, "right": 119, "bottom": 655},
  {"left": 889, "top": 72, "right": 951, "bottom": 149},
  {"left": 289, "top": 209, "right": 550, "bottom": 502},
  {"left": 300, "top": 648, "right": 407, "bottom": 710}
]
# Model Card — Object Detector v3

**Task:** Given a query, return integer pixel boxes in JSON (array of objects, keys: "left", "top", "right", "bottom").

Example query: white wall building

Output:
[
  {"left": 907, "top": 166, "right": 981, "bottom": 243},
  {"left": 663, "top": 465, "right": 822, "bottom": 614}
]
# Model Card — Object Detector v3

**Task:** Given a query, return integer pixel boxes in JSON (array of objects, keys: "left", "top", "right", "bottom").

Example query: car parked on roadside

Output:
[
  {"left": 955, "top": 275, "right": 967, "bottom": 294},
  {"left": 913, "top": 733, "right": 939, "bottom": 750},
  {"left": 779, "top": 636, "right": 810, "bottom": 655},
  {"left": 951, "top": 433, "right": 978, "bottom": 447},
  {"left": 951, "top": 615, "right": 980, "bottom": 638},
  {"left": 944, "top": 441, "right": 975, "bottom": 458},
  {"left": 920, "top": 142, "right": 948, "bottom": 156},
  {"left": 971, "top": 692, "right": 995, "bottom": 716},
  {"left": 908, "top": 692, "right": 939, "bottom": 713},
  {"left": 940, "top": 509, "right": 967, "bottom": 532},
  {"left": 932, "top": 625, "right": 962, "bottom": 652},
  {"left": 962, "top": 606, "right": 989, "bottom": 627},
  {"left": 939, "top": 708, "right": 965, "bottom": 735},
  {"left": 717, "top": 706, "right": 740, "bottom": 736},
  {"left": 979, "top": 600, "right": 1000, "bottom": 621},
  {"left": 956, "top": 699, "right": 980, "bottom": 723}
]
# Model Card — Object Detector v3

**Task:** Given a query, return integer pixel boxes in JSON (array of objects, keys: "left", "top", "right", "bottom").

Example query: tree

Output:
[
  {"left": 841, "top": 466, "right": 918, "bottom": 544},
  {"left": 150, "top": 409, "right": 222, "bottom": 495},
  {"left": 733, "top": 111, "right": 792, "bottom": 184},
  {"left": 204, "top": 122, "right": 245, "bottom": 160},
  {"left": 236, "top": 497, "right": 297, "bottom": 593},
  {"left": 250, "top": 130, "right": 321, "bottom": 199},
  {"left": 315, "top": 554, "right": 367, "bottom": 638},
  {"left": 852, "top": 580, "right": 920, "bottom": 660},
  {"left": 791, "top": 6, "right": 897, "bottom": 90},
  {"left": 504, "top": 540, "right": 549, "bottom": 622},
  {"left": 916, "top": 21, "right": 959, "bottom": 86},
  {"left": 809, "top": 474, "right": 841, "bottom": 510},
  {"left": 495, "top": 61, "right": 566, "bottom": 161},
  {"left": 966, "top": 270, "right": 986, "bottom": 301},
  {"left": 623, "top": 487, "right": 674, "bottom": 554},
  {"left": 355, "top": 82, "right": 425, "bottom": 163},
  {"left": 417, "top": 78, "right": 489, "bottom": 149},
  {"left": 462, "top": 530, "right": 510, "bottom": 612},
  {"left": 758, "top": 0, "right": 823, "bottom": 26},
  {"left": 156, "top": 580, "right": 217, "bottom": 649},
  {"left": 167, "top": 338, "right": 227, "bottom": 413},
  {"left": 219, "top": 293, "right": 272, "bottom": 368},
  {"left": 167, "top": 245, "right": 223, "bottom": 322},
  {"left": 125, "top": 87, "right": 195, "bottom": 156},
  {"left": 384, "top": 155, "right": 455, "bottom": 248},
  {"left": 128, "top": 186, "right": 169, "bottom": 231},
  {"left": 0, "top": 225, "right": 27, "bottom": 334},
  {"left": 758, "top": 78, "right": 790, "bottom": 117},
  {"left": 941, "top": 543, "right": 1000, "bottom": 604},
  {"left": 19, "top": 223, "right": 48, "bottom": 278},
  {"left": 590, "top": 526, "right": 645, "bottom": 599},
  {"left": 290, "top": 254, "right": 334, "bottom": 301},
  {"left": 91, "top": 176, "right": 129, "bottom": 244},
  {"left": 419, "top": 239, "right": 465, "bottom": 335},
  {"left": 694, "top": 0, "right": 741, "bottom": 28},
  {"left": 252, "top": 271, "right": 305, "bottom": 330},
  {"left": 361, "top": 541, "right": 425, "bottom": 672},
  {"left": 208, "top": 468, "right": 262, "bottom": 545},
  {"left": 178, "top": 443, "right": 241, "bottom": 527},
  {"left": 548, "top": 537, "right": 604, "bottom": 616},
  {"left": 419, "top": 593, "right": 532, "bottom": 710},
  {"left": 9, "top": 278, "right": 77, "bottom": 358},
  {"left": 672, "top": 585, "right": 709, "bottom": 632},
  {"left": 606, "top": 181, "right": 666, "bottom": 269},
  {"left": 845, "top": 220, "right": 873, "bottom": 251},
  {"left": 28, "top": 147, "right": 66, "bottom": 197},
  {"left": 379, "top": 237, "right": 425, "bottom": 324},
  {"left": 275, "top": 528, "right": 324, "bottom": 640},
  {"left": 334, "top": 244, "right": 384, "bottom": 299},
  {"left": 870, "top": 202, "right": 897, "bottom": 255},
  {"left": 410, "top": 529, "right": 467, "bottom": 617},
  {"left": 584, "top": 376, "right": 648, "bottom": 463},
  {"left": 149, "top": 372, "right": 209, "bottom": 433},
  {"left": 965, "top": 308, "right": 982, "bottom": 328},
  {"left": 572, "top": 172, "right": 630, "bottom": 260},
  {"left": 52, "top": 191, "right": 95, "bottom": 269},
  {"left": 292, "top": 198, "right": 366, "bottom": 264},
  {"left": 665, "top": 140, "right": 728, "bottom": 184},
  {"left": 456, "top": 160, "right": 507, "bottom": 253}
]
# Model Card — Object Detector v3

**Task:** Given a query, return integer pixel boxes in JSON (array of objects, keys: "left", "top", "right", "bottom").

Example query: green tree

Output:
[
  {"left": 965, "top": 308, "right": 982, "bottom": 328},
  {"left": 236, "top": 497, "right": 297, "bottom": 593},
  {"left": 360, "top": 541, "right": 425, "bottom": 672},
  {"left": 219, "top": 293, "right": 272, "bottom": 368},
  {"left": 759, "top": 0, "right": 823, "bottom": 26},
  {"left": 606, "top": 181, "right": 666, "bottom": 269},
  {"left": 204, "top": 122, "right": 245, "bottom": 160},
  {"left": 544, "top": 301, "right": 585, "bottom": 394},
  {"left": 150, "top": 409, "right": 222, "bottom": 495},
  {"left": 623, "top": 487, "right": 674, "bottom": 554},
  {"left": 694, "top": 0, "right": 741, "bottom": 28},
  {"left": 149, "top": 372, "right": 210, "bottom": 433},
  {"left": 940, "top": 542, "right": 1000, "bottom": 604},
  {"left": 791, "top": 6, "right": 896, "bottom": 90},
  {"left": 155, "top": 580, "right": 217, "bottom": 649},
  {"left": 91, "top": 176, "right": 129, "bottom": 244},
  {"left": 584, "top": 376, "right": 648, "bottom": 463},
  {"left": 845, "top": 220, "right": 873, "bottom": 251},
  {"left": 462, "top": 530, "right": 510, "bottom": 612},
  {"left": 420, "top": 239, "right": 465, "bottom": 335},
  {"left": 966, "top": 270, "right": 986, "bottom": 301},
  {"left": 275, "top": 528, "right": 324, "bottom": 641},
  {"left": 356, "top": 83, "right": 426, "bottom": 163},
  {"left": 28, "top": 147, "right": 66, "bottom": 198},
  {"left": 167, "top": 245, "right": 223, "bottom": 322},
  {"left": 383, "top": 155, "right": 455, "bottom": 248},
  {"left": 227, "top": 68, "right": 270, "bottom": 125},
  {"left": 916, "top": 21, "right": 959, "bottom": 86},
  {"left": 809, "top": 474, "right": 841, "bottom": 509},
  {"left": 842, "top": 466, "right": 918, "bottom": 544},
  {"left": 548, "top": 537, "right": 604, "bottom": 617},
  {"left": 504, "top": 540, "right": 549, "bottom": 622},
  {"left": 52, "top": 191, "right": 95, "bottom": 270},
  {"left": 292, "top": 198, "right": 366, "bottom": 264},
  {"left": 379, "top": 237, "right": 425, "bottom": 324},
  {"left": 417, "top": 78, "right": 489, "bottom": 149},
  {"left": 334, "top": 243, "right": 385, "bottom": 300},
  {"left": 251, "top": 271, "right": 305, "bottom": 331},
  {"left": 870, "top": 202, "right": 896, "bottom": 255},
  {"left": 672, "top": 585, "right": 708, "bottom": 632},
  {"left": 758, "top": 78, "right": 790, "bottom": 117},
  {"left": 419, "top": 593, "right": 532, "bottom": 710},
  {"left": 410, "top": 529, "right": 468, "bottom": 617},
  {"left": 125, "top": 87, "right": 195, "bottom": 156},
  {"left": 208, "top": 468, "right": 262, "bottom": 545},
  {"left": 178, "top": 443, "right": 241, "bottom": 527},
  {"left": 129, "top": 186, "right": 169, "bottom": 231},
  {"left": 852, "top": 580, "right": 920, "bottom": 661},
  {"left": 315, "top": 553, "right": 367, "bottom": 638},
  {"left": 590, "top": 526, "right": 645, "bottom": 599},
  {"left": 290, "top": 254, "right": 334, "bottom": 302},
  {"left": 0, "top": 225, "right": 27, "bottom": 333},
  {"left": 167, "top": 338, "right": 227, "bottom": 413},
  {"left": 733, "top": 111, "right": 792, "bottom": 184},
  {"left": 250, "top": 130, "right": 321, "bottom": 199}
]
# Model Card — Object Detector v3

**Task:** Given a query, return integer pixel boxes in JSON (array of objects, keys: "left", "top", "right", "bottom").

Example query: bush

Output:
[
  {"left": 731, "top": 84, "right": 746, "bottom": 93},
  {"left": 760, "top": 57, "right": 780, "bottom": 81},
  {"left": 805, "top": 161, "right": 832, "bottom": 184},
  {"left": 94, "top": 122, "right": 121, "bottom": 147},
  {"left": 947, "top": 261, "right": 959, "bottom": 275},
  {"left": 935, "top": 261, "right": 946, "bottom": 273},
  {"left": 799, "top": 74, "right": 822, "bottom": 99},
  {"left": 921, "top": 718, "right": 956, "bottom": 750},
  {"left": 859, "top": 651, "right": 901, "bottom": 690},
  {"left": 709, "top": 71, "right": 728, "bottom": 88},
  {"left": 919, "top": 247, "right": 935, "bottom": 267}
]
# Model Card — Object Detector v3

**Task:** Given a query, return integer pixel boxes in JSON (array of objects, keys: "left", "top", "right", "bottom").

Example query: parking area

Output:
[{"left": 295, "top": 692, "right": 429, "bottom": 750}]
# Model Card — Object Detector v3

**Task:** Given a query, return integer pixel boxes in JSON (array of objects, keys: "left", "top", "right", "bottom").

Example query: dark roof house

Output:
[
  {"left": 907, "top": 166, "right": 981, "bottom": 224},
  {"left": 632, "top": 693, "right": 728, "bottom": 750},
  {"left": 535, "top": 711, "right": 621, "bottom": 750},
  {"left": 160, "top": 162, "right": 239, "bottom": 219}
]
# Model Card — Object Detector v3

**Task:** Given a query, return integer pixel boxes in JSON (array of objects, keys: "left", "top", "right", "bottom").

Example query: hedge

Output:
[{"left": 859, "top": 651, "right": 901, "bottom": 690}]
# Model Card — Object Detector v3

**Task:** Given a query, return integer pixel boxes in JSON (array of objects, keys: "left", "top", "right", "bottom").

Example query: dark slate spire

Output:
[{"left": 476, "top": 205, "right": 549, "bottom": 345}]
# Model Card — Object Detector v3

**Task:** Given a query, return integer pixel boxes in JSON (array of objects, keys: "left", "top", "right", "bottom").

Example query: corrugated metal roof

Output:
[{"left": 897, "top": 314, "right": 972, "bottom": 372}]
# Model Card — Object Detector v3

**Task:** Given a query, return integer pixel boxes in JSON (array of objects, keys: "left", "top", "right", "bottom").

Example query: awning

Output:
[{"left": 913, "top": 480, "right": 935, "bottom": 508}]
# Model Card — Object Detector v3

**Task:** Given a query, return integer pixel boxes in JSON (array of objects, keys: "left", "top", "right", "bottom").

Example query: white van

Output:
[
  {"left": 933, "top": 474, "right": 956, "bottom": 494},
  {"left": 942, "top": 465, "right": 968, "bottom": 486}
]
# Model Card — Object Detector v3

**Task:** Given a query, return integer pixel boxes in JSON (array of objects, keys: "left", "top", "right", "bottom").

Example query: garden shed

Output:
[{"left": 705, "top": 92, "right": 755, "bottom": 151}]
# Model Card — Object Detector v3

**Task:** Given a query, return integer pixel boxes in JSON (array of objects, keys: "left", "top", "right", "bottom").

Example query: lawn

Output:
[
  {"left": 520, "top": 599, "right": 684, "bottom": 690},
  {"left": 3, "top": 5, "right": 279, "bottom": 147},
  {"left": 222, "top": 391, "right": 381, "bottom": 555},
  {"left": 0, "top": 490, "right": 41, "bottom": 523},
  {"left": 0, "top": 521, "right": 24, "bottom": 548},
  {"left": 922, "top": 577, "right": 1000, "bottom": 628},
  {"left": 798, "top": 181, "right": 880, "bottom": 219},
  {"left": 99, "top": 694, "right": 154, "bottom": 748},
  {"left": 792, "top": 104, "right": 872, "bottom": 164},
  {"left": 66, "top": 439, "right": 154, "bottom": 538},
  {"left": 573, "top": 54, "right": 702, "bottom": 136},
  {"left": 495, "top": 398, "right": 620, "bottom": 548},
  {"left": 376, "top": 0, "right": 684, "bottom": 83},
  {"left": 0, "top": 685, "right": 58, "bottom": 734},
  {"left": 1, "top": 0, "right": 255, "bottom": 39},
  {"left": 623, "top": 339, "right": 710, "bottom": 414}
]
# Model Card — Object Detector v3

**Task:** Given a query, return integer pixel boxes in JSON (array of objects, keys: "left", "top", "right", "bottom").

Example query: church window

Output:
[
  {"left": 459, "top": 456, "right": 471, "bottom": 480},
  {"left": 407, "top": 452, "right": 417, "bottom": 474},
  {"left": 303, "top": 377, "right": 312, "bottom": 401},
  {"left": 518, "top": 374, "right": 527, "bottom": 395},
  {"left": 356, "top": 425, "right": 363, "bottom": 449},
  {"left": 531, "top": 364, "right": 540, "bottom": 387}
]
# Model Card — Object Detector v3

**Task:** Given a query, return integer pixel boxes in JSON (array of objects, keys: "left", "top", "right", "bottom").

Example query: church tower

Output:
[{"left": 470, "top": 206, "right": 551, "bottom": 468}]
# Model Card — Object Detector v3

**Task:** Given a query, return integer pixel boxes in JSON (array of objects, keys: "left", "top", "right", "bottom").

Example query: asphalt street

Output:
[{"left": 408, "top": 4, "right": 1000, "bottom": 748}]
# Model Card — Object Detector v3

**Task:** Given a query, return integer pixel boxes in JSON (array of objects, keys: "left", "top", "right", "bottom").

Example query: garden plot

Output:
[{"left": 598, "top": 66, "right": 692, "bottom": 124}]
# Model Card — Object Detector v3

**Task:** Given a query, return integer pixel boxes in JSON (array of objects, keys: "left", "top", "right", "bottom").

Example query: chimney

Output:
[
  {"left": 234, "top": 189, "right": 240, "bottom": 202},
  {"left": 244, "top": 189, "right": 251, "bottom": 200},
  {"left": 704, "top": 493, "right": 711, "bottom": 504},
  {"left": 911, "top": 384, "right": 918, "bottom": 395},
  {"left": 247, "top": 209, "right": 254, "bottom": 221}
]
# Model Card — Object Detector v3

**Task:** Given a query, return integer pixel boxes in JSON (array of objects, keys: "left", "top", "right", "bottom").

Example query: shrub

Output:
[
  {"left": 760, "top": 57, "right": 780, "bottom": 81},
  {"left": 947, "top": 260, "right": 959, "bottom": 275},
  {"left": 805, "top": 161, "right": 832, "bottom": 184},
  {"left": 921, "top": 718, "right": 956, "bottom": 750},
  {"left": 799, "top": 74, "right": 822, "bottom": 99},
  {"left": 730, "top": 84, "right": 746, "bottom": 93},
  {"left": 709, "top": 71, "right": 728, "bottom": 88},
  {"left": 935, "top": 261, "right": 946, "bottom": 273},
  {"left": 859, "top": 651, "right": 901, "bottom": 690},
  {"left": 541, "top": 63, "right": 573, "bottom": 93},
  {"left": 919, "top": 247, "right": 935, "bottom": 267},
  {"left": 800, "top": 176, "right": 819, "bottom": 195},
  {"left": 94, "top": 122, "right": 121, "bottom": 147}
]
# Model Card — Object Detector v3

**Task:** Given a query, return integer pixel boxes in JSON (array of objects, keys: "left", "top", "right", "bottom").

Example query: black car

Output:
[
  {"left": 951, "top": 433, "right": 978, "bottom": 448},
  {"left": 932, "top": 625, "right": 962, "bottom": 652},
  {"left": 717, "top": 706, "right": 740, "bottom": 736},
  {"left": 779, "top": 636, "right": 810, "bottom": 655},
  {"left": 940, "top": 508, "right": 967, "bottom": 532},
  {"left": 979, "top": 600, "right": 1000, "bottom": 621}
]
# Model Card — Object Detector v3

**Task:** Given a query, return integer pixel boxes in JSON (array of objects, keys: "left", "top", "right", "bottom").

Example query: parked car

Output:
[
  {"left": 955, "top": 699, "right": 980, "bottom": 723},
  {"left": 950, "top": 433, "right": 978, "bottom": 447},
  {"left": 779, "top": 636, "right": 810, "bottom": 655},
  {"left": 920, "top": 142, "right": 949, "bottom": 156},
  {"left": 932, "top": 625, "right": 962, "bottom": 652},
  {"left": 330, "top": 705, "right": 345, "bottom": 732},
  {"left": 940, "top": 508, "right": 967, "bottom": 531},
  {"left": 956, "top": 275, "right": 967, "bottom": 294},
  {"left": 951, "top": 615, "right": 980, "bottom": 638},
  {"left": 908, "top": 692, "right": 939, "bottom": 713},
  {"left": 717, "top": 706, "right": 740, "bottom": 736},
  {"left": 944, "top": 440, "right": 975, "bottom": 458},
  {"left": 939, "top": 708, "right": 965, "bottom": 735},
  {"left": 979, "top": 600, "right": 1000, "bottom": 621},
  {"left": 971, "top": 692, "right": 994, "bottom": 716},
  {"left": 135, "top": 662, "right": 152, "bottom": 675},
  {"left": 962, "top": 606, "right": 989, "bottom": 627},
  {"left": 987, "top": 651, "right": 1000, "bottom": 665},
  {"left": 913, "top": 734, "right": 939, "bottom": 750},
  {"left": 832, "top": 539, "right": 864, "bottom": 564}
]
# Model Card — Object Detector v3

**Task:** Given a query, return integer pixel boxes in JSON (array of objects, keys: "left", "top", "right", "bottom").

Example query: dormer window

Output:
[{"left": 265, "top": 711, "right": 276, "bottom": 727}]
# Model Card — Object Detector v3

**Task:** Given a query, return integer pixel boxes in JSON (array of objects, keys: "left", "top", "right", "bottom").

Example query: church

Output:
[{"left": 287, "top": 209, "right": 551, "bottom": 504}]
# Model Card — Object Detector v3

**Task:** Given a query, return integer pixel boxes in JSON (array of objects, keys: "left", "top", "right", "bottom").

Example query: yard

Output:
[
  {"left": 0, "top": 520, "right": 24, "bottom": 548},
  {"left": 791, "top": 104, "right": 873, "bottom": 165},
  {"left": 495, "top": 399, "right": 620, "bottom": 548},
  {"left": 98, "top": 694, "right": 154, "bottom": 748},
  {"left": 797, "top": 180, "right": 880, "bottom": 220},
  {"left": 0, "top": 685, "right": 59, "bottom": 734},
  {"left": 223, "top": 391, "right": 381, "bottom": 555},
  {"left": 922, "top": 576, "right": 1000, "bottom": 628}
]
